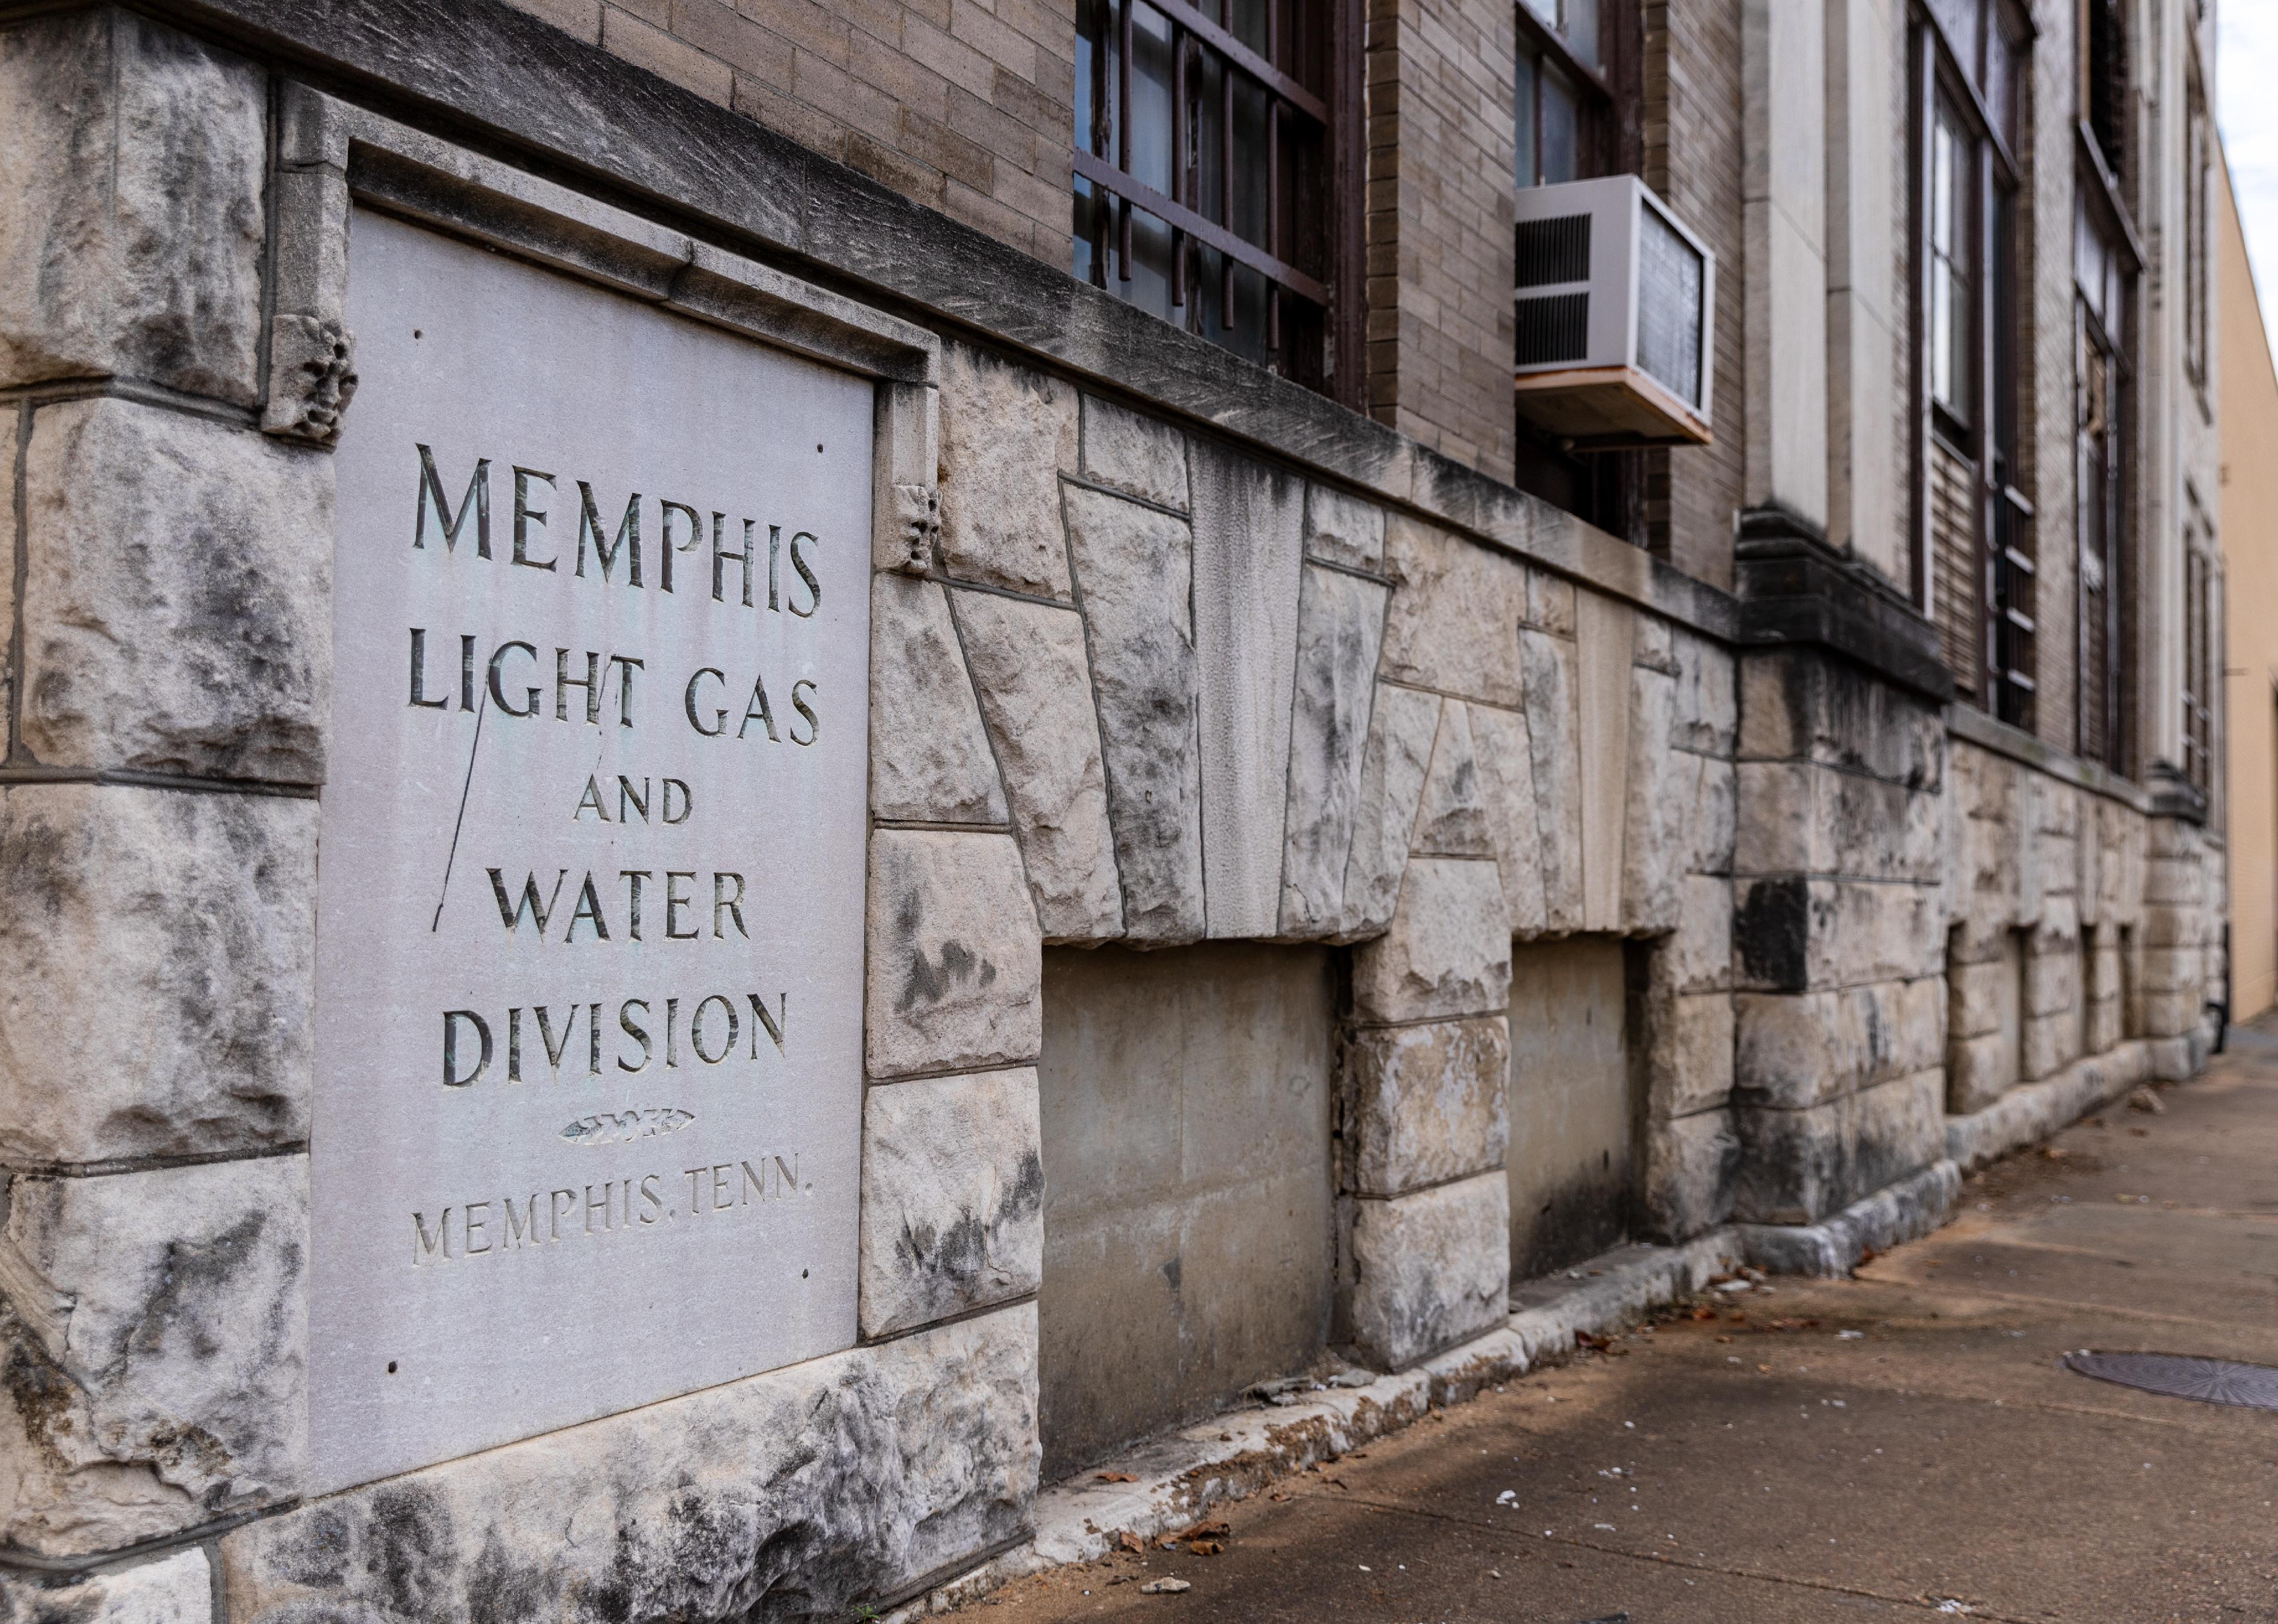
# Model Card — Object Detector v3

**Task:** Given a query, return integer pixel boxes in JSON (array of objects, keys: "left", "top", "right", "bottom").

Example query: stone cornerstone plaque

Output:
[{"left": 310, "top": 212, "right": 872, "bottom": 1491}]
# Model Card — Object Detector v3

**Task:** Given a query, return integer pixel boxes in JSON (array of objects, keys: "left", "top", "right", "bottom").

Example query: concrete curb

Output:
[
  {"left": 1943, "top": 1040, "right": 2154, "bottom": 1172},
  {"left": 898, "top": 1231, "right": 1747, "bottom": 1617},
  {"left": 1734, "top": 1159, "right": 1962, "bottom": 1276}
]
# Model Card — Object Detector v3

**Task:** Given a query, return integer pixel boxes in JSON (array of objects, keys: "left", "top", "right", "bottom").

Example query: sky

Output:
[{"left": 2223, "top": 5, "right": 2278, "bottom": 349}]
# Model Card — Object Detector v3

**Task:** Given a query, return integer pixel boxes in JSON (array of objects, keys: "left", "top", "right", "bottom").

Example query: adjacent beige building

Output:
[{"left": 2223, "top": 158, "right": 2278, "bottom": 1022}]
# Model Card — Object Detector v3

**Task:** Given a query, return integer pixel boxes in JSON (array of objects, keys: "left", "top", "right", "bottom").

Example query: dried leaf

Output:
[{"left": 1096, "top": 1472, "right": 1138, "bottom": 1483}]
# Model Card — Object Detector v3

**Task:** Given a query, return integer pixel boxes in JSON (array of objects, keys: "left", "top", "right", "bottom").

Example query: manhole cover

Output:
[{"left": 2064, "top": 1350, "right": 2278, "bottom": 1410}]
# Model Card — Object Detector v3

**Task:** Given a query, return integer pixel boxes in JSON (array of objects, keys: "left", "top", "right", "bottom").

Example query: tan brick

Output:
[
  {"left": 671, "top": 0, "right": 793, "bottom": 85},
  {"left": 730, "top": 0, "right": 850, "bottom": 64},
  {"left": 850, "top": 28, "right": 952, "bottom": 123},
  {"left": 848, "top": 128, "right": 947, "bottom": 203},
  {"left": 503, "top": 0, "right": 604, "bottom": 42},
  {"left": 988, "top": 60, "right": 1069, "bottom": 134},
  {"left": 949, "top": 0, "right": 1037, "bottom": 80},
  {"left": 603, "top": 6, "right": 733, "bottom": 101},
  {"left": 900, "top": 107, "right": 995, "bottom": 193},
  {"left": 733, "top": 74, "right": 847, "bottom": 160},
  {"left": 904, "top": 12, "right": 995, "bottom": 98}
]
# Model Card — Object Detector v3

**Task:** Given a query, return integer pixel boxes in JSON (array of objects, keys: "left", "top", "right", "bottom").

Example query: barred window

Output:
[
  {"left": 1074, "top": 0, "right": 1360, "bottom": 401},
  {"left": 1913, "top": 0, "right": 2032, "bottom": 729},
  {"left": 2183, "top": 535, "right": 2215, "bottom": 793},
  {"left": 2075, "top": 86, "right": 2137, "bottom": 772}
]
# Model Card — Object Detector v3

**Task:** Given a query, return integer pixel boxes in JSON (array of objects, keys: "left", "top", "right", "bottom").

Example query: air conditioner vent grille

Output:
[
  {"left": 1515, "top": 214, "right": 1592, "bottom": 287},
  {"left": 1515, "top": 293, "right": 1590, "bottom": 366}
]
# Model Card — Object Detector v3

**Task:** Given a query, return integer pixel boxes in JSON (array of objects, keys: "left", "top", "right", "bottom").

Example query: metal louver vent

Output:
[
  {"left": 1515, "top": 293, "right": 1590, "bottom": 366},
  {"left": 1515, "top": 214, "right": 1592, "bottom": 287}
]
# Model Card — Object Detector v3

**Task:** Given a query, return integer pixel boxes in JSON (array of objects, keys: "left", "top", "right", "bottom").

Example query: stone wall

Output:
[{"left": 0, "top": 4, "right": 2231, "bottom": 1621}]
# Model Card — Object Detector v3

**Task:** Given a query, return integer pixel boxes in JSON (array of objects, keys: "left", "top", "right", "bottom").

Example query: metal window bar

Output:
[{"left": 1079, "top": 0, "right": 1330, "bottom": 337}]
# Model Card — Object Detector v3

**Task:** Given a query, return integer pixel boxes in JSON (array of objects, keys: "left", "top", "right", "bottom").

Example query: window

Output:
[
  {"left": 1511, "top": 1, "right": 1640, "bottom": 540},
  {"left": 1912, "top": 0, "right": 2032, "bottom": 728},
  {"left": 2081, "top": 0, "right": 2126, "bottom": 186},
  {"left": 1073, "top": 1, "right": 1360, "bottom": 400},
  {"left": 2183, "top": 66, "right": 2211, "bottom": 396},
  {"left": 2183, "top": 523, "right": 2216, "bottom": 793},
  {"left": 2075, "top": 107, "right": 2137, "bottom": 770}
]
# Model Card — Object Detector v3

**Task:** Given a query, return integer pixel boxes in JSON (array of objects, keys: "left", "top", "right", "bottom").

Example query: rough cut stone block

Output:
[
  {"left": 0, "top": 1548, "right": 210, "bottom": 1622},
  {"left": 0, "top": 1157, "right": 305, "bottom": 1556},
  {"left": 1520, "top": 630, "right": 1584, "bottom": 931},
  {"left": 1331, "top": 684, "right": 1436, "bottom": 940},
  {"left": 1346, "top": 1173, "right": 1510, "bottom": 1369},
  {"left": 1379, "top": 515, "right": 1525, "bottom": 707},
  {"left": 0, "top": 783, "right": 313, "bottom": 1164},
  {"left": 1279, "top": 564, "right": 1391, "bottom": 938},
  {"left": 1732, "top": 1070, "right": 1943, "bottom": 1225},
  {"left": 935, "top": 342, "right": 1076, "bottom": 598},
  {"left": 1526, "top": 568, "right": 1576, "bottom": 636},
  {"left": 1411, "top": 700, "right": 1495, "bottom": 857},
  {"left": 1639, "top": 1107, "right": 1738, "bottom": 1243},
  {"left": 1690, "top": 756, "right": 1737, "bottom": 876},
  {"left": 1621, "top": 666, "right": 1684, "bottom": 931},
  {"left": 223, "top": 1305, "right": 1040, "bottom": 1624},
  {"left": 0, "top": 11, "right": 265, "bottom": 401},
  {"left": 1344, "top": 1017, "right": 1511, "bottom": 1195},
  {"left": 861, "top": 1068, "right": 1044, "bottom": 1337},
  {"left": 948, "top": 590, "right": 1123, "bottom": 941},
  {"left": 1079, "top": 395, "right": 1188, "bottom": 511},
  {"left": 869, "top": 573, "right": 1008, "bottom": 825},
  {"left": 1063, "top": 486, "right": 1203, "bottom": 943},
  {"left": 1737, "top": 978, "right": 1947, "bottom": 1110},
  {"left": 1672, "top": 629, "right": 1736, "bottom": 755},
  {"left": 22, "top": 399, "right": 332, "bottom": 783},
  {"left": 1667, "top": 872, "right": 1735, "bottom": 994},
  {"left": 1303, "top": 483, "right": 1387, "bottom": 572},
  {"left": 1351, "top": 858, "right": 1513, "bottom": 1023},
  {"left": 1642, "top": 992, "right": 1736, "bottom": 1121},
  {"left": 1191, "top": 442, "right": 1305, "bottom": 937},
  {"left": 1737, "top": 648, "right": 1943, "bottom": 790},
  {"left": 866, "top": 830, "right": 1042, "bottom": 1079},
  {"left": 1468, "top": 703, "right": 1547, "bottom": 939}
]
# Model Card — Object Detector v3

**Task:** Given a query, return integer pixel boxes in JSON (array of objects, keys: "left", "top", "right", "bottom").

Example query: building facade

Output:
[
  {"left": 2222, "top": 154, "right": 2276, "bottom": 1023},
  {"left": 0, "top": 0, "right": 2226, "bottom": 1618}
]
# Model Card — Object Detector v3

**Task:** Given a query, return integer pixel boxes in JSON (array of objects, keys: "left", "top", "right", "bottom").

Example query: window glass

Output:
[
  {"left": 1540, "top": 63, "right": 1580, "bottom": 185},
  {"left": 1929, "top": 96, "right": 1973, "bottom": 419},
  {"left": 1515, "top": 57, "right": 1538, "bottom": 189},
  {"left": 1563, "top": 0, "right": 1600, "bottom": 70}
]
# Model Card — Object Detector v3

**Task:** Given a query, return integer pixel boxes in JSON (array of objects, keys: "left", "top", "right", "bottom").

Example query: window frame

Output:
[{"left": 2073, "top": 109, "right": 2142, "bottom": 773}]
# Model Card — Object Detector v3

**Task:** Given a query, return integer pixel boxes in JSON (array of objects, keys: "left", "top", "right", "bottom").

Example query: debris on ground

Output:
[
  {"left": 1095, "top": 1472, "right": 1136, "bottom": 1483},
  {"left": 1136, "top": 1578, "right": 1188, "bottom": 1595},
  {"left": 2126, "top": 1086, "right": 2165, "bottom": 1114}
]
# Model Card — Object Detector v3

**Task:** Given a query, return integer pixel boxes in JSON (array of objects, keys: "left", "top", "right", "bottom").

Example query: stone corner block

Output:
[
  {"left": 23, "top": 398, "right": 333, "bottom": 784},
  {"left": 870, "top": 573, "right": 1007, "bottom": 826},
  {"left": 0, "top": 10, "right": 266, "bottom": 402},
  {"left": 1079, "top": 394, "right": 1189, "bottom": 511},
  {"left": 866, "top": 829, "right": 1043, "bottom": 1079},
  {"left": 0, "top": 1547, "right": 211, "bottom": 1622},
  {"left": 946, "top": 589, "right": 1123, "bottom": 942},
  {"left": 935, "top": 342, "right": 1076, "bottom": 599},
  {"left": 860, "top": 1067, "right": 1044, "bottom": 1338},
  {"left": 0, "top": 782, "right": 315, "bottom": 1164},
  {"left": 1334, "top": 684, "right": 1440, "bottom": 941},
  {"left": 1351, "top": 858, "right": 1512, "bottom": 1023},
  {"left": 1346, "top": 1173, "right": 1509, "bottom": 1370},
  {"left": 1343, "top": 1017, "right": 1510, "bottom": 1197},
  {"left": 0, "top": 1157, "right": 307, "bottom": 1558}
]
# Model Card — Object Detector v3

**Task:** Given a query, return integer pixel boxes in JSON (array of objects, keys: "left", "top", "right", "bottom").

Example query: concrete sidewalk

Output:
[{"left": 980, "top": 1034, "right": 2278, "bottom": 1623}]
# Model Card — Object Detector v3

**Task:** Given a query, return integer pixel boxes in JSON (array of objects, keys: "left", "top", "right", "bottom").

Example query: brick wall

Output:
[
  {"left": 506, "top": 0, "right": 1076, "bottom": 259},
  {"left": 1643, "top": 0, "right": 1744, "bottom": 591},
  {"left": 1364, "top": 0, "right": 1516, "bottom": 485}
]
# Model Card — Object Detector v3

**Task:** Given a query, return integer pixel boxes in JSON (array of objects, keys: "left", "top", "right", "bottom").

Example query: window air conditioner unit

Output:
[{"left": 1513, "top": 175, "right": 1715, "bottom": 448}]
